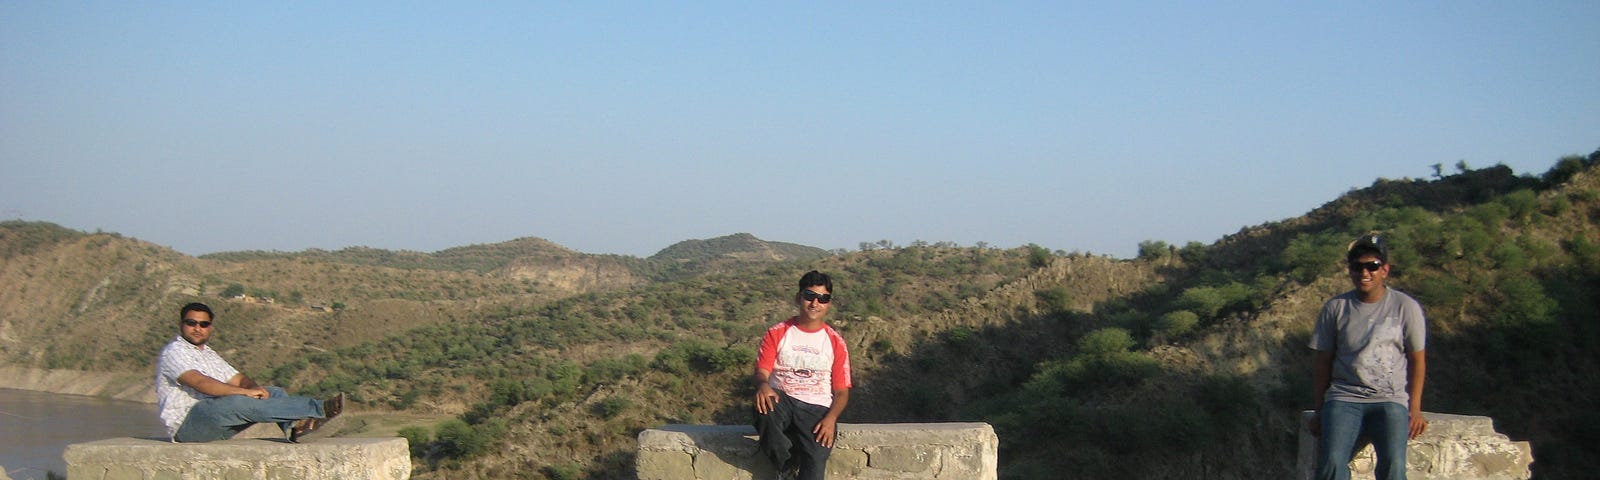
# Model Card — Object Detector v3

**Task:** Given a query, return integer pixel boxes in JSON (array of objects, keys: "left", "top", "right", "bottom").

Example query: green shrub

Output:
[
  {"left": 1078, "top": 328, "right": 1136, "bottom": 355},
  {"left": 1027, "top": 243, "right": 1053, "bottom": 267},
  {"left": 1178, "top": 241, "right": 1209, "bottom": 264},
  {"left": 1155, "top": 310, "right": 1199, "bottom": 338},
  {"left": 594, "top": 397, "right": 632, "bottom": 419},
  {"left": 1501, "top": 189, "right": 1539, "bottom": 224},
  {"left": 1176, "top": 286, "right": 1225, "bottom": 319},
  {"left": 1542, "top": 155, "right": 1587, "bottom": 186},
  {"left": 434, "top": 419, "right": 493, "bottom": 458},
  {"left": 1494, "top": 274, "right": 1558, "bottom": 327},
  {"left": 1036, "top": 286, "right": 1072, "bottom": 312},
  {"left": 1490, "top": 242, "right": 1528, "bottom": 270},
  {"left": 1137, "top": 240, "right": 1171, "bottom": 261},
  {"left": 652, "top": 347, "right": 691, "bottom": 374},
  {"left": 652, "top": 341, "right": 754, "bottom": 374},
  {"left": 542, "top": 463, "right": 582, "bottom": 480},
  {"left": 1408, "top": 272, "right": 1470, "bottom": 309},
  {"left": 398, "top": 426, "right": 430, "bottom": 457},
  {"left": 1282, "top": 233, "right": 1346, "bottom": 283}
]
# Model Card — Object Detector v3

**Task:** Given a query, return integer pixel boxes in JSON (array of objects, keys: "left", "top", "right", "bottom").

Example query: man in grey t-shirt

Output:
[{"left": 1309, "top": 233, "right": 1427, "bottom": 480}]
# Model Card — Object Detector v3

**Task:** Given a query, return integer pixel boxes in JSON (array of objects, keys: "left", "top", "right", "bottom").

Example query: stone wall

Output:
[
  {"left": 64, "top": 437, "right": 410, "bottom": 480},
  {"left": 1296, "top": 411, "right": 1533, "bottom": 480},
  {"left": 636, "top": 423, "right": 997, "bottom": 480}
]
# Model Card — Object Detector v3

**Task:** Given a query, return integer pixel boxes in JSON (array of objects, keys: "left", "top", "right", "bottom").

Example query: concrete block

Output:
[
  {"left": 637, "top": 423, "right": 997, "bottom": 480},
  {"left": 64, "top": 437, "right": 411, "bottom": 480},
  {"left": 635, "top": 450, "right": 695, "bottom": 480},
  {"left": 828, "top": 449, "right": 869, "bottom": 478},
  {"left": 866, "top": 445, "right": 934, "bottom": 473}
]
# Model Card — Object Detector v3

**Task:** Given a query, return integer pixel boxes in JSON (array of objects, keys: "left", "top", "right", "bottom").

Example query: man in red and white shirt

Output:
[{"left": 753, "top": 271, "right": 852, "bottom": 480}]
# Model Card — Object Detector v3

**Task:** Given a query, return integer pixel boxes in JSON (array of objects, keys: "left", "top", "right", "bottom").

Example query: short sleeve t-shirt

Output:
[
  {"left": 756, "top": 317, "right": 852, "bottom": 408},
  {"left": 1309, "top": 287, "right": 1426, "bottom": 406},
  {"left": 154, "top": 336, "right": 241, "bottom": 438}
]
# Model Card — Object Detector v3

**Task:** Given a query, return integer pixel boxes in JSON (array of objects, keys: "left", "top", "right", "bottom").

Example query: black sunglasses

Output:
[
  {"left": 1348, "top": 260, "right": 1384, "bottom": 272},
  {"left": 182, "top": 319, "right": 213, "bottom": 328},
  {"left": 799, "top": 290, "right": 833, "bottom": 304}
]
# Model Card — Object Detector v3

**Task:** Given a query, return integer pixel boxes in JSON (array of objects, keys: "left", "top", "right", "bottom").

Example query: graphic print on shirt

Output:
[
  {"left": 1352, "top": 316, "right": 1407, "bottom": 397},
  {"left": 772, "top": 329, "right": 834, "bottom": 403}
]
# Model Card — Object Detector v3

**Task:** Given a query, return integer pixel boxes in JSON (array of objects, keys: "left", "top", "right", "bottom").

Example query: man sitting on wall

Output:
[{"left": 155, "top": 302, "right": 342, "bottom": 442}]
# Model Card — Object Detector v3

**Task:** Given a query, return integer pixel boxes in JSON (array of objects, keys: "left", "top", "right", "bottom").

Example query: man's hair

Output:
[
  {"left": 797, "top": 270, "right": 832, "bottom": 293},
  {"left": 181, "top": 302, "right": 215, "bottom": 321}
]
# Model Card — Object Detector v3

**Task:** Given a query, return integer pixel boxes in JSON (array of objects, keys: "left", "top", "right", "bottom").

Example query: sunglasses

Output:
[
  {"left": 1348, "top": 260, "right": 1384, "bottom": 272},
  {"left": 799, "top": 290, "right": 833, "bottom": 304},
  {"left": 182, "top": 319, "right": 213, "bottom": 328}
]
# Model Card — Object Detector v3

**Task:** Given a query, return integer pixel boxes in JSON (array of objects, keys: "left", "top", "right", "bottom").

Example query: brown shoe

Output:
[
  {"left": 323, "top": 392, "right": 344, "bottom": 420},
  {"left": 290, "top": 393, "right": 345, "bottom": 443},
  {"left": 289, "top": 417, "right": 321, "bottom": 443}
]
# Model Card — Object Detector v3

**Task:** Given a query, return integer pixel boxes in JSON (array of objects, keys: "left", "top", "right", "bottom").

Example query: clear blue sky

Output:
[{"left": 3, "top": 2, "right": 1597, "bottom": 258}]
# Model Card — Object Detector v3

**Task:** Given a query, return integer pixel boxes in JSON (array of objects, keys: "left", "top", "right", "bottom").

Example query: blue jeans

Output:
[
  {"left": 1316, "top": 400, "right": 1410, "bottom": 480},
  {"left": 174, "top": 386, "right": 326, "bottom": 442}
]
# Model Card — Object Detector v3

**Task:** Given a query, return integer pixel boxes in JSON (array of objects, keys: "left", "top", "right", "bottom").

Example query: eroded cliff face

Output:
[
  {"left": 0, "top": 366, "right": 154, "bottom": 403},
  {"left": 498, "top": 255, "right": 644, "bottom": 293}
]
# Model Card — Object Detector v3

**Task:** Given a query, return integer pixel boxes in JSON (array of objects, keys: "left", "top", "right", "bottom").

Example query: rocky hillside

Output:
[
  {"left": 0, "top": 224, "right": 817, "bottom": 386},
  {"left": 3, "top": 148, "right": 1595, "bottom": 479}
]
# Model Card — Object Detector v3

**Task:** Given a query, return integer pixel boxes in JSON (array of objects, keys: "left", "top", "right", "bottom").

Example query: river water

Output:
[{"left": 0, "top": 388, "right": 166, "bottom": 480}]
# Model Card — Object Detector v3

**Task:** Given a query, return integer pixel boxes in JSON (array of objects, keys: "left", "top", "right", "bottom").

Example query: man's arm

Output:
[
  {"left": 1309, "top": 350, "right": 1334, "bottom": 436},
  {"left": 812, "top": 388, "right": 849, "bottom": 448},
  {"left": 231, "top": 372, "right": 261, "bottom": 389},
  {"left": 1406, "top": 350, "right": 1427, "bottom": 439},
  {"left": 177, "top": 370, "right": 269, "bottom": 399}
]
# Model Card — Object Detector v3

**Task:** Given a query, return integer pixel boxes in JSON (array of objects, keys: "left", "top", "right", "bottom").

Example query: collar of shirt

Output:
[{"left": 172, "top": 335, "right": 211, "bottom": 352}]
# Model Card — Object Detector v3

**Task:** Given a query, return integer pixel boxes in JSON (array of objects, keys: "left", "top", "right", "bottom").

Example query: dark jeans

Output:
[
  {"left": 753, "top": 390, "right": 831, "bottom": 480},
  {"left": 174, "top": 386, "right": 326, "bottom": 442}
]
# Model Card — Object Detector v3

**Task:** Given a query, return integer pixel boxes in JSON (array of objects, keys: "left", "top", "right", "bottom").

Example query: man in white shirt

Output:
[{"left": 154, "top": 302, "right": 342, "bottom": 442}]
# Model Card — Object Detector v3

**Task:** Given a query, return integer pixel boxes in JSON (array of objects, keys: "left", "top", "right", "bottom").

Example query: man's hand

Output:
[
  {"left": 1308, "top": 411, "right": 1321, "bottom": 437},
  {"left": 243, "top": 386, "right": 270, "bottom": 399},
  {"left": 1408, "top": 411, "right": 1428, "bottom": 439},
  {"left": 813, "top": 416, "right": 838, "bottom": 448},
  {"left": 754, "top": 383, "right": 778, "bottom": 415}
]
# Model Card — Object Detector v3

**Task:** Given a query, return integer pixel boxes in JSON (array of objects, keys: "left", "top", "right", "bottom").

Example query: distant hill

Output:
[
  {"left": 200, "top": 236, "right": 577, "bottom": 273},
  {"left": 650, "top": 233, "right": 829, "bottom": 262},
  {"left": 644, "top": 233, "right": 831, "bottom": 280}
]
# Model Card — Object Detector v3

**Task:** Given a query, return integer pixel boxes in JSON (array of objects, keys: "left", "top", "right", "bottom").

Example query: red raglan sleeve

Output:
[
  {"left": 756, "top": 322, "right": 784, "bottom": 373},
  {"left": 829, "top": 327, "right": 853, "bottom": 390}
]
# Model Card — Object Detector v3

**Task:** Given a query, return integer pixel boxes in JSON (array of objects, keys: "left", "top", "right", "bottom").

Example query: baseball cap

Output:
[{"left": 1347, "top": 233, "right": 1389, "bottom": 263}]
